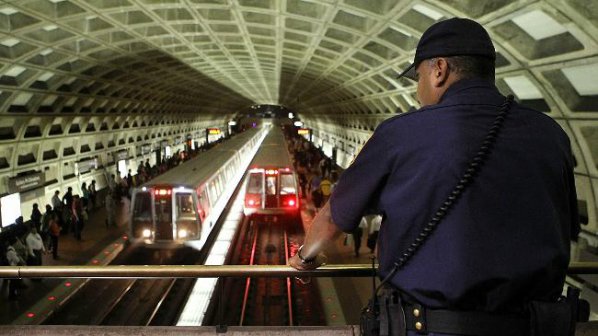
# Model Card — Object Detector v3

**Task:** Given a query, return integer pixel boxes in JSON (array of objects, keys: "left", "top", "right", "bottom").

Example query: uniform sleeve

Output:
[{"left": 330, "top": 128, "right": 393, "bottom": 232}]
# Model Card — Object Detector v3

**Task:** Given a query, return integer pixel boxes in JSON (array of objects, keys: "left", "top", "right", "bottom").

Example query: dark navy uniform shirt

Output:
[{"left": 330, "top": 79, "right": 579, "bottom": 312}]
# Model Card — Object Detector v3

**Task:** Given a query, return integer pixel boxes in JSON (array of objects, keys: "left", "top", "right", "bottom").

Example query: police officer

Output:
[{"left": 290, "top": 18, "right": 580, "bottom": 336}]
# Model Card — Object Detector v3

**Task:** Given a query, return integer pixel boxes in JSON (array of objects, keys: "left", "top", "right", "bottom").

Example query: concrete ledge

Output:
[
  {"left": 0, "top": 325, "right": 358, "bottom": 335},
  {"left": 2, "top": 323, "right": 598, "bottom": 335}
]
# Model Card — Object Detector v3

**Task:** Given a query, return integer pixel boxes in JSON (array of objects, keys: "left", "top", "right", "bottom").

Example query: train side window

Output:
[
  {"left": 208, "top": 181, "right": 218, "bottom": 205},
  {"left": 266, "top": 175, "right": 277, "bottom": 195},
  {"left": 247, "top": 173, "right": 263, "bottom": 194},
  {"left": 133, "top": 192, "right": 152, "bottom": 219},
  {"left": 280, "top": 173, "right": 296, "bottom": 195},
  {"left": 199, "top": 190, "right": 210, "bottom": 215}
]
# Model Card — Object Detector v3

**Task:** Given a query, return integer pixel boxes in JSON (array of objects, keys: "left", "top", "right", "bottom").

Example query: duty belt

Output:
[{"left": 402, "top": 302, "right": 529, "bottom": 336}]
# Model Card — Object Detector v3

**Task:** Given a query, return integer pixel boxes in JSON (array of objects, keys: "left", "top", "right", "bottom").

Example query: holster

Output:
[
  {"left": 360, "top": 298, "right": 380, "bottom": 336},
  {"left": 529, "top": 287, "right": 589, "bottom": 336},
  {"left": 360, "top": 288, "right": 406, "bottom": 336}
]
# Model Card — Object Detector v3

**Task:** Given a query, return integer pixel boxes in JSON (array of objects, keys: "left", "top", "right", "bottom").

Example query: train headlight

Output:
[
  {"left": 178, "top": 229, "right": 188, "bottom": 238},
  {"left": 142, "top": 229, "right": 151, "bottom": 238}
]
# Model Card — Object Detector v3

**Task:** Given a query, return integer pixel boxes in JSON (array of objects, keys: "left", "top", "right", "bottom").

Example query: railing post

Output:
[{"left": 216, "top": 277, "right": 227, "bottom": 333}]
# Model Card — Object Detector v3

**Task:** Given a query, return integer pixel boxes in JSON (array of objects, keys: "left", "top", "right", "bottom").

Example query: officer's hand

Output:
[{"left": 288, "top": 253, "right": 326, "bottom": 271}]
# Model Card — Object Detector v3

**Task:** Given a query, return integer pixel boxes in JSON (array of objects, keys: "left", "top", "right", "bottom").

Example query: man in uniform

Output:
[{"left": 290, "top": 18, "right": 580, "bottom": 335}]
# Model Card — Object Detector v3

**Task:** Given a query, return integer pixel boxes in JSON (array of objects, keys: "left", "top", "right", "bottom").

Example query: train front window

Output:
[
  {"left": 266, "top": 175, "right": 277, "bottom": 195},
  {"left": 175, "top": 192, "right": 198, "bottom": 239},
  {"left": 133, "top": 192, "right": 151, "bottom": 219},
  {"left": 154, "top": 197, "right": 172, "bottom": 223},
  {"left": 176, "top": 193, "right": 196, "bottom": 217},
  {"left": 280, "top": 173, "right": 296, "bottom": 195},
  {"left": 247, "top": 172, "right": 263, "bottom": 194}
]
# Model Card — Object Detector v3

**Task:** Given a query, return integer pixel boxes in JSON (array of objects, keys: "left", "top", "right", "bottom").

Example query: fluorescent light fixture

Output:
[
  {"left": 0, "top": 7, "right": 18, "bottom": 15},
  {"left": 561, "top": 63, "right": 598, "bottom": 96},
  {"left": 503, "top": 75, "right": 543, "bottom": 100},
  {"left": 512, "top": 10, "right": 566, "bottom": 40},
  {"left": 412, "top": 5, "right": 443, "bottom": 20},
  {"left": 1, "top": 38, "right": 20, "bottom": 47},
  {"left": 42, "top": 25, "right": 58, "bottom": 31},
  {"left": 5, "top": 65, "right": 26, "bottom": 77}
]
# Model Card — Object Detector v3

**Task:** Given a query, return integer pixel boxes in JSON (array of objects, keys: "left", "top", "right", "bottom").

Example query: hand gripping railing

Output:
[{"left": 0, "top": 262, "right": 597, "bottom": 279}]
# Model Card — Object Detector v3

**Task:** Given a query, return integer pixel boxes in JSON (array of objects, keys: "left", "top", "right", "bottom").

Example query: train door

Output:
[
  {"left": 153, "top": 188, "right": 173, "bottom": 240},
  {"left": 264, "top": 169, "right": 278, "bottom": 208},
  {"left": 173, "top": 190, "right": 200, "bottom": 240}
]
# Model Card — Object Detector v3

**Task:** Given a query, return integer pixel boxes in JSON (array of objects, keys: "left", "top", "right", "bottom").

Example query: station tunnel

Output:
[{"left": 0, "top": 0, "right": 597, "bottom": 275}]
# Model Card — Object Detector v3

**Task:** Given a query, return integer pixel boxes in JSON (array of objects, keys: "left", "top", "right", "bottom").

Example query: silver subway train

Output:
[{"left": 129, "top": 126, "right": 267, "bottom": 246}]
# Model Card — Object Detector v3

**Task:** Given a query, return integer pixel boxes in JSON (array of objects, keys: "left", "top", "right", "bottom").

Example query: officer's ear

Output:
[{"left": 430, "top": 57, "right": 450, "bottom": 87}]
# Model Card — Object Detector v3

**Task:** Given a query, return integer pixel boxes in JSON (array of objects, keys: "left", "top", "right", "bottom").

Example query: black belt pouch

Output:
[{"left": 529, "top": 301, "right": 572, "bottom": 336}]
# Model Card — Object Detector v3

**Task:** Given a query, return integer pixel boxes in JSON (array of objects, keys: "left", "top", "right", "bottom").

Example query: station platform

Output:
[{"left": 0, "top": 194, "right": 130, "bottom": 324}]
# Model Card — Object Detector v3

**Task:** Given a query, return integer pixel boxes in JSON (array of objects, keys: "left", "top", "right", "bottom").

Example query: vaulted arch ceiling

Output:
[{"left": 1, "top": 0, "right": 598, "bottom": 231}]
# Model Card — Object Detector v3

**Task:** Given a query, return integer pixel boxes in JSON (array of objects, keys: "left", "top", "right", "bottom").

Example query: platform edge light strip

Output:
[{"left": 177, "top": 124, "right": 270, "bottom": 326}]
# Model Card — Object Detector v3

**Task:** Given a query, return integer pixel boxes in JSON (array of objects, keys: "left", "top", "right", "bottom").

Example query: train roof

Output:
[
  {"left": 249, "top": 127, "right": 293, "bottom": 169},
  {"left": 141, "top": 127, "right": 262, "bottom": 189}
]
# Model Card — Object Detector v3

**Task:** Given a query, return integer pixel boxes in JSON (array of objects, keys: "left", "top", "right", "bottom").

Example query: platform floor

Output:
[{"left": 0, "top": 194, "right": 130, "bottom": 324}]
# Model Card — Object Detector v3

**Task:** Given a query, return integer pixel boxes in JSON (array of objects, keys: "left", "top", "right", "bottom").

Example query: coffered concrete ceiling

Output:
[{"left": 1, "top": 0, "right": 598, "bottom": 233}]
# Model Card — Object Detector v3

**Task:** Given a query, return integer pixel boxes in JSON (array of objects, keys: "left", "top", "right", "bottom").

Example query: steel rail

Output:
[{"left": 1, "top": 262, "right": 597, "bottom": 278}]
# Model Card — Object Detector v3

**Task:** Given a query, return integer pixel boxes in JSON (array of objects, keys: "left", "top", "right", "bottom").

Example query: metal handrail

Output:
[{"left": 1, "top": 262, "right": 597, "bottom": 278}]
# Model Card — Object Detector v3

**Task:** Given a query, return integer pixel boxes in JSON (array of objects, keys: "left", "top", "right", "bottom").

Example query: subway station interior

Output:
[{"left": 1, "top": 0, "right": 598, "bottom": 334}]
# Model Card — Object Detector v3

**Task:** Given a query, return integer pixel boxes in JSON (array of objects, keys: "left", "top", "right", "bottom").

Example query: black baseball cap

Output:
[{"left": 397, "top": 18, "right": 496, "bottom": 80}]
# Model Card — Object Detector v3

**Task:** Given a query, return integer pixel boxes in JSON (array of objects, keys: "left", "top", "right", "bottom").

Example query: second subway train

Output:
[{"left": 243, "top": 126, "right": 300, "bottom": 218}]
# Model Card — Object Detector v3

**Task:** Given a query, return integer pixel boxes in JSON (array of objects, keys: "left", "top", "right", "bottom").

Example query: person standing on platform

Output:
[
  {"left": 30, "top": 203, "right": 42, "bottom": 231},
  {"left": 25, "top": 226, "right": 45, "bottom": 267},
  {"left": 51, "top": 190, "right": 63, "bottom": 227},
  {"left": 13, "top": 231, "right": 28, "bottom": 267},
  {"left": 366, "top": 214, "right": 382, "bottom": 254},
  {"left": 48, "top": 213, "right": 61, "bottom": 260},
  {"left": 319, "top": 175, "right": 332, "bottom": 204},
  {"left": 89, "top": 180, "right": 97, "bottom": 210},
  {"left": 81, "top": 182, "right": 90, "bottom": 210},
  {"left": 290, "top": 18, "right": 580, "bottom": 336},
  {"left": 62, "top": 186, "right": 73, "bottom": 209},
  {"left": 351, "top": 217, "right": 368, "bottom": 257},
  {"left": 71, "top": 195, "right": 84, "bottom": 241},
  {"left": 6, "top": 236, "right": 26, "bottom": 300},
  {"left": 40, "top": 204, "right": 53, "bottom": 250},
  {"left": 105, "top": 192, "right": 116, "bottom": 228}
]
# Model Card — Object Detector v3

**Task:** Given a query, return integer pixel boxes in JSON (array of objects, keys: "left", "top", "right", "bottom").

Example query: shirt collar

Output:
[{"left": 437, "top": 78, "right": 500, "bottom": 105}]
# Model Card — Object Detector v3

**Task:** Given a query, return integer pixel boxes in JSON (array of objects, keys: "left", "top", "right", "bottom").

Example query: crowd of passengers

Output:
[
  {"left": 0, "top": 135, "right": 231, "bottom": 301},
  {"left": 283, "top": 125, "right": 381, "bottom": 258}
]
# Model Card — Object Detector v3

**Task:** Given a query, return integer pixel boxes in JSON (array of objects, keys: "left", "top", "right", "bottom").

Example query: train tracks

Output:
[
  {"left": 209, "top": 214, "right": 325, "bottom": 327},
  {"left": 43, "top": 246, "right": 201, "bottom": 326}
]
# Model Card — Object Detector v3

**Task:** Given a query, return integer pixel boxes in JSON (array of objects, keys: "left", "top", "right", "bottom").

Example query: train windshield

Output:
[
  {"left": 132, "top": 192, "right": 152, "bottom": 219},
  {"left": 279, "top": 173, "right": 296, "bottom": 195},
  {"left": 176, "top": 193, "right": 196, "bottom": 217},
  {"left": 266, "top": 175, "right": 277, "bottom": 195},
  {"left": 247, "top": 172, "right": 263, "bottom": 194},
  {"left": 155, "top": 196, "right": 172, "bottom": 223}
]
